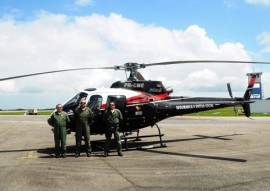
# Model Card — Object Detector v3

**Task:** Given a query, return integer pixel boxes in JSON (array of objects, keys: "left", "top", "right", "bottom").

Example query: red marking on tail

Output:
[{"left": 249, "top": 77, "right": 256, "bottom": 86}]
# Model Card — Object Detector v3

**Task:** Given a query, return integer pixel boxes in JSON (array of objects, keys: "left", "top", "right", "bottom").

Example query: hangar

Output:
[{"left": 247, "top": 72, "right": 270, "bottom": 114}]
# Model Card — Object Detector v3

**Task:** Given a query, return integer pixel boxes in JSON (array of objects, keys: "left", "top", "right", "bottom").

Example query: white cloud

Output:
[
  {"left": 244, "top": 0, "right": 270, "bottom": 6},
  {"left": 0, "top": 12, "right": 266, "bottom": 109},
  {"left": 74, "top": 0, "right": 94, "bottom": 7},
  {"left": 65, "top": 0, "right": 94, "bottom": 11},
  {"left": 256, "top": 32, "right": 270, "bottom": 57},
  {"left": 257, "top": 32, "right": 270, "bottom": 46},
  {"left": 0, "top": 81, "right": 17, "bottom": 94},
  {"left": 263, "top": 72, "right": 270, "bottom": 99}
]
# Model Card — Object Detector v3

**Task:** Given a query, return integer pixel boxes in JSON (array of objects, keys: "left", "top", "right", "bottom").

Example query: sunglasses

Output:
[{"left": 110, "top": 104, "right": 115, "bottom": 106}]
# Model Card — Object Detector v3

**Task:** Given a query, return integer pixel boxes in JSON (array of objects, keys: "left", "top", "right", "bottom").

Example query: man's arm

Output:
[
  {"left": 88, "top": 108, "right": 94, "bottom": 119},
  {"left": 66, "top": 112, "right": 70, "bottom": 123},
  {"left": 47, "top": 113, "right": 55, "bottom": 127},
  {"left": 118, "top": 109, "right": 123, "bottom": 121}
]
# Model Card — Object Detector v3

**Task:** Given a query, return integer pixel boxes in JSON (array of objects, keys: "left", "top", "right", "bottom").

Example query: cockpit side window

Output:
[{"left": 87, "top": 95, "right": 103, "bottom": 110}]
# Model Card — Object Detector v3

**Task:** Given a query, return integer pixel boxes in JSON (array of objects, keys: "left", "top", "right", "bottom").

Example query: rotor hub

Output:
[{"left": 124, "top": 63, "right": 145, "bottom": 70}]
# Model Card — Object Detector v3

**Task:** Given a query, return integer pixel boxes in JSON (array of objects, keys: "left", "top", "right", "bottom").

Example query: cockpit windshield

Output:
[{"left": 63, "top": 92, "right": 88, "bottom": 110}]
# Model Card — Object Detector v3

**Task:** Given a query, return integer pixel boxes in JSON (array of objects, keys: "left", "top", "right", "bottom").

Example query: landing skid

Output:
[{"left": 122, "top": 123, "right": 167, "bottom": 150}]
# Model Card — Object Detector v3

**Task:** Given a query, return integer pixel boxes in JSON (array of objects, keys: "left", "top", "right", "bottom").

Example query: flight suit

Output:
[
  {"left": 48, "top": 111, "right": 70, "bottom": 157},
  {"left": 103, "top": 108, "right": 123, "bottom": 156},
  {"left": 74, "top": 107, "right": 94, "bottom": 156}
]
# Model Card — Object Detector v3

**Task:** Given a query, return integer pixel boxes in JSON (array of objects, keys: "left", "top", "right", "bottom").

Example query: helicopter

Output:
[{"left": 1, "top": 60, "right": 269, "bottom": 148}]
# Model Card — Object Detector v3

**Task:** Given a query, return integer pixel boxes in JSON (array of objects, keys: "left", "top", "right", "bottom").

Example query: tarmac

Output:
[{"left": 0, "top": 115, "right": 270, "bottom": 191}]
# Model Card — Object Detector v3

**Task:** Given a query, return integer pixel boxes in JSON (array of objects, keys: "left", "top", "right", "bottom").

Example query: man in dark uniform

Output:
[
  {"left": 74, "top": 99, "right": 94, "bottom": 157},
  {"left": 48, "top": 104, "right": 70, "bottom": 158},
  {"left": 103, "top": 102, "right": 123, "bottom": 157}
]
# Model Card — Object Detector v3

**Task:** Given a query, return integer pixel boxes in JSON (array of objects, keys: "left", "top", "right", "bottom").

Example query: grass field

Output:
[
  {"left": 0, "top": 107, "right": 269, "bottom": 116},
  {"left": 0, "top": 110, "right": 53, "bottom": 115}
]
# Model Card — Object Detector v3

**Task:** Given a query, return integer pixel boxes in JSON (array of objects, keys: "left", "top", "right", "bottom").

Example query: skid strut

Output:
[{"left": 122, "top": 123, "right": 167, "bottom": 150}]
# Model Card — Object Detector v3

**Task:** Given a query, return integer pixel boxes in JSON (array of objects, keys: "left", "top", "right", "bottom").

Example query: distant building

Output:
[{"left": 247, "top": 72, "right": 270, "bottom": 113}]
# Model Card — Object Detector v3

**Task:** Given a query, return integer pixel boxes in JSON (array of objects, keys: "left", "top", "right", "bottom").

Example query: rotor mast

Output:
[{"left": 120, "top": 63, "right": 145, "bottom": 81}]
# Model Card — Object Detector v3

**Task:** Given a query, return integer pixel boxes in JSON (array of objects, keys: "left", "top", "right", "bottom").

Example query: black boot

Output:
[
  {"left": 75, "top": 152, "right": 80, "bottom": 158},
  {"left": 118, "top": 152, "right": 123, "bottom": 157}
]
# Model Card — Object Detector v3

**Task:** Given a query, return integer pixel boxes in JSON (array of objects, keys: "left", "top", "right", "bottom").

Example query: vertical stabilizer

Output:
[{"left": 242, "top": 74, "right": 257, "bottom": 117}]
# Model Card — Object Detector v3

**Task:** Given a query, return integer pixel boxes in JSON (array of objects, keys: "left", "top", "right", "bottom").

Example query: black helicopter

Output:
[{"left": 0, "top": 60, "right": 269, "bottom": 147}]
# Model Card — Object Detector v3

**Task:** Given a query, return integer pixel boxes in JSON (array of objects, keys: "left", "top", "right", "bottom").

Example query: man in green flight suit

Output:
[
  {"left": 103, "top": 102, "right": 123, "bottom": 157},
  {"left": 74, "top": 99, "right": 94, "bottom": 157},
  {"left": 48, "top": 104, "right": 70, "bottom": 158}
]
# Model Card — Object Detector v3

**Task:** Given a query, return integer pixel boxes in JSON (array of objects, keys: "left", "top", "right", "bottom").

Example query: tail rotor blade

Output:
[
  {"left": 227, "top": 83, "right": 233, "bottom": 98},
  {"left": 227, "top": 82, "right": 238, "bottom": 115},
  {"left": 233, "top": 106, "right": 238, "bottom": 116}
]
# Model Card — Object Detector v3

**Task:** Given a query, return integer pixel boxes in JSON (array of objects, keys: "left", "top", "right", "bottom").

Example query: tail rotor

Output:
[{"left": 227, "top": 82, "right": 238, "bottom": 115}]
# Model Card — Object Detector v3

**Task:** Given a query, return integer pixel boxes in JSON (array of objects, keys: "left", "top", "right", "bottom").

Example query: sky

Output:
[{"left": 0, "top": 0, "right": 270, "bottom": 109}]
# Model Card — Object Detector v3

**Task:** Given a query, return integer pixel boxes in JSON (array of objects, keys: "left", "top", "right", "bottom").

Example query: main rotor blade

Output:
[
  {"left": 144, "top": 60, "right": 270, "bottom": 67},
  {"left": 2, "top": 60, "right": 270, "bottom": 82},
  {"left": 0, "top": 67, "right": 115, "bottom": 81}
]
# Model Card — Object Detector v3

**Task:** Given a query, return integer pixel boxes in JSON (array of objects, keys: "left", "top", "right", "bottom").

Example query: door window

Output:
[{"left": 87, "top": 95, "right": 103, "bottom": 109}]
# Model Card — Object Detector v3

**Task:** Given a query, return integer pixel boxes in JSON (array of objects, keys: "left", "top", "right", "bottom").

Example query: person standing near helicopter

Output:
[
  {"left": 48, "top": 104, "right": 70, "bottom": 158},
  {"left": 103, "top": 102, "right": 123, "bottom": 157},
  {"left": 74, "top": 99, "right": 94, "bottom": 157}
]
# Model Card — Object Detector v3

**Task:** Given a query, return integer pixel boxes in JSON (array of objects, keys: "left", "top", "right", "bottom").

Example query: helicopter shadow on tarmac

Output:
[
  {"left": 121, "top": 133, "right": 247, "bottom": 163},
  {"left": 37, "top": 133, "right": 246, "bottom": 162},
  {"left": 0, "top": 133, "right": 246, "bottom": 162}
]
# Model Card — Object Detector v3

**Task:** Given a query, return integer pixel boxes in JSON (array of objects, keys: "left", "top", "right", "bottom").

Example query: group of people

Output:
[{"left": 48, "top": 100, "right": 123, "bottom": 158}]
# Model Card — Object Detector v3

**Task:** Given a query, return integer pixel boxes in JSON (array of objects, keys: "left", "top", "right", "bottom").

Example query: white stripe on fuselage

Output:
[{"left": 82, "top": 88, "right": 141, "bottom": 105}]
